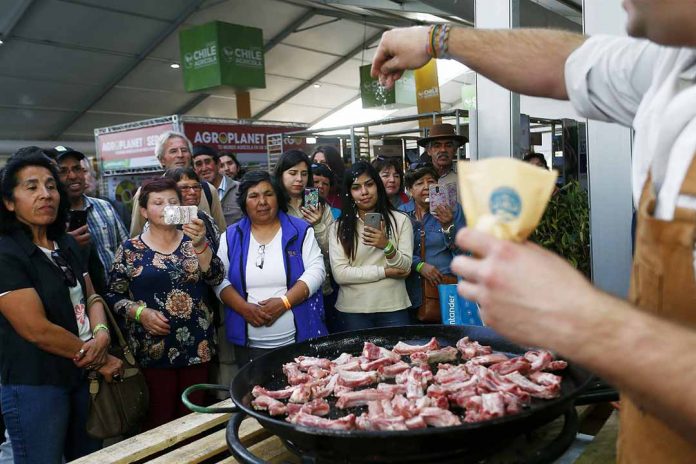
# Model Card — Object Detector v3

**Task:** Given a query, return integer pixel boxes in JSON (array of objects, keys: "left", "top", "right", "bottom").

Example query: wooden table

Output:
[{"left": 72, "top": 402, "right": 618, "bottom": 463}]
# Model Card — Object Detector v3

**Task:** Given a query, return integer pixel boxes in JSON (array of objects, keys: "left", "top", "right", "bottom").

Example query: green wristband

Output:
[
  {"left": 92, "top": 323, "right": 109, "bottom": 338},
  {"left": 416, "top": 262, "right": 425, "bottom": 273},
  {"left": 383, "top": 241, "right": 395, "bottom": 254},
  {"left": 134, "top": 304, "right": 146, "bottom": 323}
]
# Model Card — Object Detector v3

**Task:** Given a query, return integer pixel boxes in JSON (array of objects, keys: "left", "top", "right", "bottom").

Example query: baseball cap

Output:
[{"left": 47, "top": 145, "right": 86, "bottom": 162}]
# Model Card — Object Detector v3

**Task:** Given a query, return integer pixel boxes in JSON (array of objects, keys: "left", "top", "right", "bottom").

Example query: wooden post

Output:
[{"left": 236, "top": 91, "right": 251, "bottom": 119}]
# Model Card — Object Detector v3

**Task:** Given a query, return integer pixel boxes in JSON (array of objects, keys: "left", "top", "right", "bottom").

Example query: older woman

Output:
[
  {"left": 399, "top": 165, "right": 466, "bottom": 319},
  {"left": 329, "top": 161, "right": 413, "bottom": 331},
  {"left": 163, "top": 167, "right": 220, "bottom": 252},
  {"left": 105, "top": 178, "right": 223, "bottom": 430},
  {"left": 215, "top": 171, "right": 327, "bottom": 366},
  {"left": 372, "top": 157, "right": 409, "bottom": 209},
  {"left": 0, "top": 148, "right": 122, "bottom": 463}
]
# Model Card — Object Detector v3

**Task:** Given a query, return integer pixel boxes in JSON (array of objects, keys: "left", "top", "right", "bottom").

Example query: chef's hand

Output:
[
  {"left": 68, "top": 225, "right": 91, "bottom": 247},
  {"left": 183, "top": 218, "right": 206, "bottom": 248},
  {"left": 432, "top": 205, "right": 453, "bottom": 229},
  {"left": 419, "top": 263, "right": 444, "bottom": 286},
  {"left": 385, "top": 267, "right": 410, "bottom": 279},
  {"left": 258, "top": 298, "right": 288, "bottom": 326},
  {"left": 301, "top": 204, "right": 323, "bottom": 226},
  {"left": 362, "top": 224, "right": 389, "bottom": 249},
  {"left": 239, "top": 302, "right": 272, "bottom": 328},
  {"left": 451, "top": 228, "right": 596, "bottom": 347},
  {"left": 73, "top": 332, "right": 109, "bottom": 370},
  {"left": 97, "top": 355, "right": 124, "bottom": 383},
  {"left": 371, "top": 26, "right": 431, "bottom": 89},
  {"left": 140, "top": 308, "right": 171, "bottom": 336}
]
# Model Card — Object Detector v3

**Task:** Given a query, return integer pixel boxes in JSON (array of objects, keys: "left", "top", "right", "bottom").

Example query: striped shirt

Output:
[{"left": 84, "top": 195, "right": 128, "bottom": 273}]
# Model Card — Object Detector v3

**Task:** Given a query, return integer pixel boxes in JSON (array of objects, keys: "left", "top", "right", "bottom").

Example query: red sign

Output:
[
  {"left": 183, "top": 123, "right": 307, "bottom": 153},
  {"left": 97, "top": 123, "right": 176, "bottom": 169}
]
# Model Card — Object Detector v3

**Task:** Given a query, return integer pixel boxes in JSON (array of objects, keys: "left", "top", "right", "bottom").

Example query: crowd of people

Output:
[{"left": 0, "top": 122, "right": 471, "bottom": 462}]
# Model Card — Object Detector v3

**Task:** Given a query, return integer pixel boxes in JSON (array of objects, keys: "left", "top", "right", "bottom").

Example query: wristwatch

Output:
[{"left": 442, "top": 224, "right": 455, "bottom": 235}]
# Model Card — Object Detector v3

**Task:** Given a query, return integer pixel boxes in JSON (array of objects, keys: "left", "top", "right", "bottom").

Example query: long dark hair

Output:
[
  {"left": 336, "top": 161, "right": 397, "bottom": 261},
  {"left": 311, "top": 145, "right": 344, "bottom": 181},
  {"left": 273, "top": 150, "right": 315, "bottom": 206},
  {"left": 0, "top": 147, "right": 69, "bottom": 240}
]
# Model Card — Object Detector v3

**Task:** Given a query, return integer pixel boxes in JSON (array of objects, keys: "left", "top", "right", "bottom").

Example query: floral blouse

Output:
[{"left": 105, "top": 236, "right": 224, "bottom": 369}]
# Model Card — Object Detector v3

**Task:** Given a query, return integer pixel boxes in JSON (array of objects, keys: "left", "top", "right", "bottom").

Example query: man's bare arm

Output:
[{"left": 371, "top": 26, "right": 586, "bottom": 100}]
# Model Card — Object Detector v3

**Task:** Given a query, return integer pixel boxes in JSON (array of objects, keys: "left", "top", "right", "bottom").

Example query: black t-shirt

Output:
[{"left": 0, "top": 229, "right": 87, "bottom": 386}]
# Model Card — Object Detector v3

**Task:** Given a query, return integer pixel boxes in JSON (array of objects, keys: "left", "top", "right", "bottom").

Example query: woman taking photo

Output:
[
  {"left": 311, "top": 162, "right": 341, "bottom": 220},
  {"left": 163, "top": 167, "right": 221, "bottom": 252},
  {"left": 215, "top": 171, "right": 327, "bottom": 366},
  {"left": 0, "top": 148, "right": 123, "bottom": 463},
  {"left": 399, "top": 164, "right": 466, "bottom": 318},
  {"left": 329, "top": 161, "right": 413, "bottom": 331},
  {"left": 310, "top": 145, "right": 344, "bottom": 209},
  {"left": 372, "top": 157, "right": 410, "bottom": 209},
  {"left": 105, "top": 178, "right": 223, "bottom": 430}
]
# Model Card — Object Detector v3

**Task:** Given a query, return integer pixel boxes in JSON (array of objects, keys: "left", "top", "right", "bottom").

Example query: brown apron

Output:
[{"left": 618, "top": 156, "right": 696, "bottom": 463}]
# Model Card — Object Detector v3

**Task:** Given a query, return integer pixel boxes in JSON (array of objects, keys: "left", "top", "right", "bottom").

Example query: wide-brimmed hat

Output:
[{"left": 417, "top": 123, "right": 468, "bottom": 147}]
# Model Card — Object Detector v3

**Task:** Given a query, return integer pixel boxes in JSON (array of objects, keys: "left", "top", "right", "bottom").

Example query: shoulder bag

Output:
[{"left": 416, "top": 228, "right": 457, "bottom": 323}]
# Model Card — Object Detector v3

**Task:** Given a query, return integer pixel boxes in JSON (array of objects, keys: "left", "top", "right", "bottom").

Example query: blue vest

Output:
[{"left": 224, "top": 211, "right": 328, "bottom": 346}]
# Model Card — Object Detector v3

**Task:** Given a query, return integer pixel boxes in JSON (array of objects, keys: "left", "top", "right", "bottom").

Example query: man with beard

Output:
[
  {"left": 418, "top": 123, "right": 467, "bottom": 189},
  {"left": 192, "top": 145, "right": 242, "bottom": 226},
  {"left": 371, "top": 0, "right": 696, "bottom": 461}
]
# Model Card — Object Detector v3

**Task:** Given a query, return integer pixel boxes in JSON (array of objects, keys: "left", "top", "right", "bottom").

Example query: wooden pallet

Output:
[{"left": 70, "top": 399, "right": 299, "bottom": 464}]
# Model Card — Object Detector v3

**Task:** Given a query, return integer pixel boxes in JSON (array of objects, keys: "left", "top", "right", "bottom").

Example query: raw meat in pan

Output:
[{"left": 392, "top": 337, "right": 440, "bottom": 355}]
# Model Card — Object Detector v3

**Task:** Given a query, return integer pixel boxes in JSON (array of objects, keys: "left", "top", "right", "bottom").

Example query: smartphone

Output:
[
  {"left": 429, "top": 185, "right": 449, "bottom": 214},
  {"left": 68, "top": 210, "right": 88, "bottom": 231},
  {"left": 444, "top": 182, "right": 458, "bottom": 208},
  {"left": 304, "top": 188, "right": 319, "bottom": 208},
  {"left": 364, "top": 212, "right": 382, "bottom": 230},
  {"left": 163, "top": 205, "right": 197, "bottom": 225}
]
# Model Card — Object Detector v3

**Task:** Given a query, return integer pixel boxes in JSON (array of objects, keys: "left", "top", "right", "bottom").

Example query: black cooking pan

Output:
[{"left": 183, "top": 325, "right": 592, "bottom": 463}]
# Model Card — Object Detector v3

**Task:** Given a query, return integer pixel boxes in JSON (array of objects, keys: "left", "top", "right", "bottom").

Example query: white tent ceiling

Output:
[{"left": 0, "top": 0, "right": 581, "bottom": 155}]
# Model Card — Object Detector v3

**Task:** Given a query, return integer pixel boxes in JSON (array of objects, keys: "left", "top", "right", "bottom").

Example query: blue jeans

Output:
[
  {"left": 336, "top": 308, "right": 411, "bottom": 332},
  {"left": 1, "top": 382, "right": 100, "bottom": 464}
]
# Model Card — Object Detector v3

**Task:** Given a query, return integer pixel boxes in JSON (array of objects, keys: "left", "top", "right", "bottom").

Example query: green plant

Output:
[{"left": 530, "top": 180, "right": 591, "bottom": 278}]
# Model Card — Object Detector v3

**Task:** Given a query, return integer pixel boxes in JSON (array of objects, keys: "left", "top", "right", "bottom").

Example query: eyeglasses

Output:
[
  {"left": 51, "top": 250, "right": 77, "bottom": 287},
  {"left": 179, "top": 185, "right": 202, "bottom": 192},
  {"left": 256, "top": 244, "right": 266, "bottom": 269}
]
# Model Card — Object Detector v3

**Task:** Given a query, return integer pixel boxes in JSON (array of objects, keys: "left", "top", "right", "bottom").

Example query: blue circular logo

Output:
[{"left": 489, "top": 187, "right": 522, "bottom": 222}]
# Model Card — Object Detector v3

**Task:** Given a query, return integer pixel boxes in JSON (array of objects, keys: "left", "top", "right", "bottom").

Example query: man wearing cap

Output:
[
  {"left": 54, "top": 146, "right": 128, "bottom": 275},
  {"left": 129, "top": 131, "right": 226, "bottom": 236},
  {"left": 192, "top": 145, "right": 242, "bottom": 226},
  {"left": 418, "top": 123, "right": 467, "bottom": 188}
]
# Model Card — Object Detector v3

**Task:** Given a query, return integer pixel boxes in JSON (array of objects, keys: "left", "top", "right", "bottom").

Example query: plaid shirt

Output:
[{"left": 84, "top": 196, "right": 128, "bottom": 273}]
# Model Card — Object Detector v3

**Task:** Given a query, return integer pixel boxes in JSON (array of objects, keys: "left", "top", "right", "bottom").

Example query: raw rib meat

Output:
[
  {"left": 332, "top": 353, "right": 354, "bottom": 365},
  {"left": 392, "top": 337, "right": 440, "bottom": 355},
  {"left": 529, "top": 371, "right": 562, "bottom": 388},
  {"left": 488, "top": 357, "right": 531, "bottom": 375},
  {"left": 295, "top": 356, "right": 332, "bottom": 370},
  {"left": 286, "top": 398, "right": 331, "bottom": 417},
  {"left": 434, "top": 363, "right": 470, "bottom": 384},
  {"left": 410, "top": 346, "right": 459, "bottom": 365},
  {"left": 456, "top": 337, "right": 493, "bottom": 360},
  {"left": 338, "top": 370, "right": 380, "bottom": 388},
  {"left": 504, "top": 371, "right": 560, "bottom": 399},
  {"left": 289, "top": 383, "right": 312, "bottom": 404},
  {"left": 288, "top": 412, "right": 356, "bottom": 430},
  {"left": 546, "top": 360, "right": 568, "bottom": 371},
  {"left": 362, "top": 342, "right": 401, "bottom": 362},
  {"left": 335, "top": 389, "right": 393, "bottom": 409},
  {"left": 251, "top": 385, "right": 296, "bottom": 400},
  {"left": 469, "top": 353, "right": 510, "bottom": 366},
  {"left": 377, "top": 382, "right": 407, "bottom": 396},
  {"left": 312, "top": 374, "right": 339, "bottom": 399},
  {"left": 419, "top": 407, "right": 462, "bottom": 427},
  {"left": 524, "top": 350, "right": 554, "bottom": 372},
  {"left": 356, "top": 413, "right": 408, "bottom": 431},
  {"left": 360, "top": 356, "right": 397, "bottom": 372},
  {"left": 405, "top": 415, "right": 428, "bottom": 429},
  {"left": 378, "top": 361, "right": 410, "bottom": 379},
  {"left": 307, "top": 366, "right": 330, "bottom": 379},
  {"left": 332, "top": 359, "right": 361, "bottom": 373},
  {"left": 252, "top": 395, "right": 287, "bottom": 416},
  {"left": 283, "top": 362, "right": 312, "bottom": 385}
]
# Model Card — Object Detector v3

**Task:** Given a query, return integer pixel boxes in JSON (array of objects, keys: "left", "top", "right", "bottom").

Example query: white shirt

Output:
[
  {"left": 215, "top": 225, "right": 326, "bottom": 347},
  {"left": 217, "top": 175, "right": 227, "bottom": 199},
  {"left": 38, "top": 245, "right": 92, "bottom": 341},
  {"left": 565, "top": 36, "right": 696, "bottom": 273}
]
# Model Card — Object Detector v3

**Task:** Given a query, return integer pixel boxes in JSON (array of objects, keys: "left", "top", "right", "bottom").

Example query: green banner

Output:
[
  {"left": 180, "top": 21, "right": 266, "bottom": 92},
  {"left": 359, "top": 64, "right": 415, "bottom": 109}
]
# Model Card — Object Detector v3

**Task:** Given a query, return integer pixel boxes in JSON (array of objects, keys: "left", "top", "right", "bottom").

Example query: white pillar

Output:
[
  {"left": 474, "top": 0, "right": 520, "bottom": 159},
  {"left": 583, "top": 0, "right": 634, "bottom": 297}
]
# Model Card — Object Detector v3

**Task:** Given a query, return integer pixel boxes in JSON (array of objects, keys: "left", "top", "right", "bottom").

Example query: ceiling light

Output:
[
  {"left": 170, "top": 63, "right": 180, "bottom": 69},
  {"left": 0, "top": 39, "right": 4, "bottom": 45},
  {"left": 313, "top": 83, "right": 321, "bottom": 88}
]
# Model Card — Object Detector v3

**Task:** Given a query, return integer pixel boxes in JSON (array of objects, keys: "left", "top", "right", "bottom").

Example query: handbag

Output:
[
  {"left": 416, "top": 228, "right": 457, "bottom": 323},
  {"left": 86, "top": 298, "right": 149, "bottom": 439}
]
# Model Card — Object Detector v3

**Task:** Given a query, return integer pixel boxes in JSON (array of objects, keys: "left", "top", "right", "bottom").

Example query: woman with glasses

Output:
[
  {"left": 215, "top": 171, "right": 327, "bottom": 366},
  {"left": 372, "top": 157, "right": 410, "bottom": 209},
  {"left": 0, "top": 148, "right": 123, "bottom": 463},
  {"left": 399, "top": 165, "right": 466, "bottom": 321},
  {"left": 105, "top": 178, "right": 223, "bottom": 430},
  {"left": 164, "top": 168, "right": 220, "bottom": 252},
  {"left": 310, "top": 145, "right": 344, "bottom": 209},
  {"left": 329, "top": 161, "right": 413, "bottom": 331}
]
